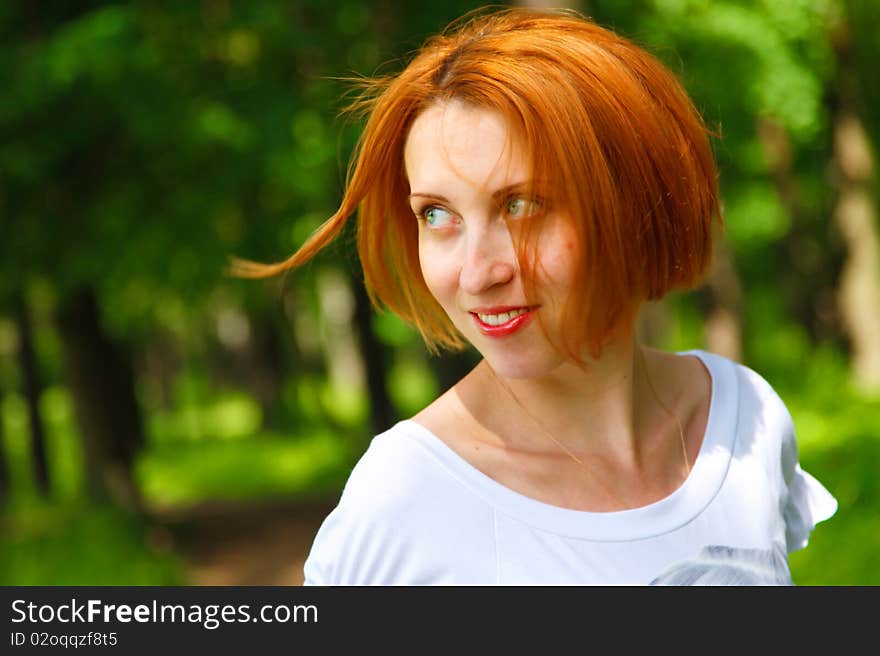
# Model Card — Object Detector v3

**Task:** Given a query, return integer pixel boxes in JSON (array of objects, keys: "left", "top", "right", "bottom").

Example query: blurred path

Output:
[{"left": 156, "top": 498, "right": 336, "bottom": 586}]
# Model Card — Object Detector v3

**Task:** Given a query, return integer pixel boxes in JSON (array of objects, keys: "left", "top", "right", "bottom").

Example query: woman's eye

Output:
[
  {"left": 421, "top": 206, "right": 454, "bottom": 227},
  {"left": 506, "top": 196, "right": 543, "bottom": 218}
]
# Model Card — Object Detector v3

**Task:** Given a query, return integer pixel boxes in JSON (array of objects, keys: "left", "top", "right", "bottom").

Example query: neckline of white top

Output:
[{"left": 397, "top": 349, "right": 738, "bottom": 541}]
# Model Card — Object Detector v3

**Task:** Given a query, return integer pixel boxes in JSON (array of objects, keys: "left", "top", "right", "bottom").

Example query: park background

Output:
[{"left": 1, "top": 0, "right": 878, "bottom": 585}]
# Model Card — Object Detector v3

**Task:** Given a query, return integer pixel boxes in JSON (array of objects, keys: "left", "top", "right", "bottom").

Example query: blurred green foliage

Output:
[
  {"left": 1, "top": 0, "right": 878, "bottom": 585},
  {"left": 0, "top": 499, "right": 183, "bottom": 586}
]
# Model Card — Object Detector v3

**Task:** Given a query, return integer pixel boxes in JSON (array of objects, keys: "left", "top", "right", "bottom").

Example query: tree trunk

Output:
[
  {"left": 246, "top": 304, "right": 290, "bottom": 429},
  {"left": 756, "top": 117, "right": 841, "bottom": 343},
  {"left": 211, "top": 297, "right": 292, "bottom": 430},
  {"left": 55, "top": 286, "right": 144, "bottom": 509},
  {"left": 832, "top": 111, "right": 880, "bottom": 392},
  {"left": 14, "top": 291, "right": 50, "bottom": 495},
  {"left": 0, "top": 383, "right": 9, "bottom": 498},
  {"left": 830, "top": 18, "right": 880, "bottom": 394},
  {"left": 701, "top": 227, "right": 744, "bottom": 362},
  {"left": 350, "top": 274, "right": 396, "bottom": 438}
]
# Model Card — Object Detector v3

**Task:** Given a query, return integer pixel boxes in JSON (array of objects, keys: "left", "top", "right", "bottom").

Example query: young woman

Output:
[{"left": 233, "top": 7, "right": 836, "bottom": 585}]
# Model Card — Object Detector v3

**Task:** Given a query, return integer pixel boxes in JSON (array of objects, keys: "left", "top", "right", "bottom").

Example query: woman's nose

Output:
[{"left": 458, "top": 222, "right": 517, "bottom": 295}]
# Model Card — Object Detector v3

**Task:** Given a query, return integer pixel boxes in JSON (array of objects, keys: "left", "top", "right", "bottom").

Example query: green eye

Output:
[
  {"left": 423, "top": 206, "right": 453, "bottom": 227},
  {"left": 506, "top": 196, "right": 542, "bottom": 217}
]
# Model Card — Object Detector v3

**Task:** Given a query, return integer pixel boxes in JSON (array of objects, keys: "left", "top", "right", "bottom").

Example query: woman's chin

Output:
[{"left": 479, "top": 350, "right": 566, "bottom": 381}]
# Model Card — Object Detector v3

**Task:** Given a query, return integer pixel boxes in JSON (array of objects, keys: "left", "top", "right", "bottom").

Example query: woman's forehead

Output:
[{"left": 404, "top": 101, "right": 531, "bottom": 193}]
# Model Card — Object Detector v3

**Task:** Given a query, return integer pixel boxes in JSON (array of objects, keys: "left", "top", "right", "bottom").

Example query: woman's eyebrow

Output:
[
  {"left": 491, "top": 182, "right": 534, "bottom": 200},
  {"left": 408, "top": 181, "right": 536, "bottom": 203},
  {"left": 408, "top": 192, "right": 449, "bottom": 202}
]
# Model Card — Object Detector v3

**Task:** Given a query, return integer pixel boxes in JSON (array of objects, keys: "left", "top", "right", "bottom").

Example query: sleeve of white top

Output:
[
  {"left": 301, "top": 429, "right": 457, "bottom": 585},
  {"left": 301, "top": 458, "right": 412, "bottom": 586},
  {"left": 302, "top": 494, "right": 403, "bottom": 586},
  {"left": 780, "top": 416, "right": 838, "bottom": 553}
]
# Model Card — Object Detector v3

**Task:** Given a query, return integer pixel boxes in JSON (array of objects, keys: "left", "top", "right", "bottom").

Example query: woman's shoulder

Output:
[
  {"left": 303, "top": 420, "right": 497, "bottom": 585},
  {"left": 682, "top": 349, "right": 791, "bottom": 421},
  {"left": 333, "top": 417, "right": 496, "bottom": 523},
  {"left": 682, "top": 350, "right": 837, "bottom": 551},
  {"left": 677, "top": 349, "right": 797, "bottom": 469},
  {"left": 339, "top": 420, "right": 452, "bottom": 506}
]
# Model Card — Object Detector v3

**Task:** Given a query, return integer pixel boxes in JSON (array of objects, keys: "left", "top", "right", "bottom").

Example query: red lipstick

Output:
[{"left": 470, "top": 306, "right": 536, "bottom": 337}]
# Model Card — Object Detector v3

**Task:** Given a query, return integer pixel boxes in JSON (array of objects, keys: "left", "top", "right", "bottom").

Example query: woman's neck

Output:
[{"left": 454, "top": 337, "right": 679, "bottom": 472}]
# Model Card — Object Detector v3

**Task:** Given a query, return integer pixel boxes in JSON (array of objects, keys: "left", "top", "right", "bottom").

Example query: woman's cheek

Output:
[
  {"left": 536, "top": 222, "right": 579, "bottom": 288},
  {"left": 419, "top": 246, "right": 459, "bottom": 304}
]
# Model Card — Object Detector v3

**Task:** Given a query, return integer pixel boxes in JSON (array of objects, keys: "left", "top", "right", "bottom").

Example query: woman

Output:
[{"left": 233, "top": 7, "right": 836, "bottom": 585}]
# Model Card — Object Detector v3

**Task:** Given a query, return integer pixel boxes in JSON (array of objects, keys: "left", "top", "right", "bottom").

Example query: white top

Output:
[{"left": 303, "top": 350, "right": 837, "bottom": 585}]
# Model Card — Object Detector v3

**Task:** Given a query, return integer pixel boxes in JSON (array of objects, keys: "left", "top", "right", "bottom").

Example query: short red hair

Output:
[{"left": 232, "top": 7, "right": 721, "bottom": 359}]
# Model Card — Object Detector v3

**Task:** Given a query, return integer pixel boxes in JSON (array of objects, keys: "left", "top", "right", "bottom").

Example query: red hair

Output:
[{"left": 231, "top": 7, "right": 721, "bottom": 359}]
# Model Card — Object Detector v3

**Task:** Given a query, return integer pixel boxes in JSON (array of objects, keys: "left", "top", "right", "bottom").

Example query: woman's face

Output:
[{"left": 404, "top": 101, "right": 579, "bottom": 379}]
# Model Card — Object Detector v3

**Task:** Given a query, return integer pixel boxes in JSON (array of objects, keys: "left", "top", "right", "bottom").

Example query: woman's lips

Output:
[{"left": 470, "top": 306, "right": 536, "bottom": 337}]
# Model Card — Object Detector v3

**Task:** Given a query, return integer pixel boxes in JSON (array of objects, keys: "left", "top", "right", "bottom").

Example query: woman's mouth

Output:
[{"left": 470, "top": 306, "right": 536, "bottom": 337}]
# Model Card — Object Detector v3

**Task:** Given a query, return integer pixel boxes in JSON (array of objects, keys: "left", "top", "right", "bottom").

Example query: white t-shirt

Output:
[{"left": 303, "top": 350, "right": 837, "bottom": 585}]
